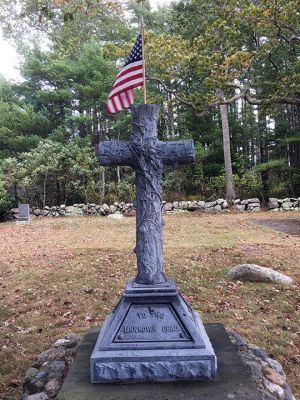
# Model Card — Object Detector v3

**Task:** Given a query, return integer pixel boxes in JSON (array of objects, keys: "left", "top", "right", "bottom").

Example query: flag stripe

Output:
[
  {"left": 116, "top": 60, "right": 143, "bottom": 78},
  {"left": 113, "top": 69, "right": 144, "bottom": 90},
  {"left": 109, "top": 77, "right": 144, "bottom": 98},
  {"left": 106, "top": 34, "right": 144, "bottom": 114}
]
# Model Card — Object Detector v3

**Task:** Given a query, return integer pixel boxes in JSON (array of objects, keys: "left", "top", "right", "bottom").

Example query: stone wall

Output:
[
  {"left": 268, "top": 197, "right": 300, "bottom": 212},
  {"left": 9, "top": 196, "right": 300, "bottom": 219}
]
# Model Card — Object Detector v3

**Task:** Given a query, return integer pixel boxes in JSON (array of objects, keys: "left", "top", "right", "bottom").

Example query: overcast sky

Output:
[{"left": 0, "top": 0, "right": 175, "bottom": 82}]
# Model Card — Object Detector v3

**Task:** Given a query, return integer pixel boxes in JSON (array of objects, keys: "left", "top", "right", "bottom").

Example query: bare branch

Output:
[{"left": 147, "top": 76, "right": 300, "bottom": 117}]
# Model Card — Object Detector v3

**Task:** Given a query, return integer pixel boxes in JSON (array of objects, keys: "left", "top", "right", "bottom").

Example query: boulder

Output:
[
  {"left": 163, "top": 202, "right": 173, "bottom": 211},
  {"left": 101, "top": 204, "right": 110, "bottom": 214},
  {"left": 187, "top": 201, "right": 198, "bottom": 211},
  {"left": 241, "top": 199, "right": 249, "bottom": 205},
  {"left": 282, "top": 202, "right": 293, "bottom": 210},
  {"left": 222, "top": 200, "right": 228, "bottom": 209},
  {"left": 214, "top": 204, "right": 222, "bottom": 211},
  {"left": 227, "top": 264, "right": 293, "bottom": 285},
  {"left": 173, "top": 201, "right": 179, "bottom": 209},
  {"left": 109, "top": 205, "right": 117, "bottom": 214},
  {"left": 179, "top": 201, "right": 188, "bottom": 210},
  {"left": 269, "top": 201, "right": 279, "bottom": 209},
  {"left": 33, "top": 209, "right": 42, "bottom": 216},
  {"left": 197, "top": 201, "right": 205, "bottom": 209},
  {"left": 216, "top": 198, "right": 224, "bottom": 205},
  {"left": 235, "top": 205, "right": 246, "bottom": 211},
  {"left": 204, "top": 201, "right": 216, "bottom": 209},
  {"left": 233, "top": 199, "right": 241, "bottom": 205},
  {"left": 45, "top": 378, "right": 62, "bottom": 398},
  {"left": 248, "top": 198, "right": 260, "bottom": 203}
]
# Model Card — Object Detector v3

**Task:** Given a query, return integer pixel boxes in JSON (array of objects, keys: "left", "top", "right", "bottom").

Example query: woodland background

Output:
[{"left": 0, "top": 0, "right": 299, "bottom": 218}]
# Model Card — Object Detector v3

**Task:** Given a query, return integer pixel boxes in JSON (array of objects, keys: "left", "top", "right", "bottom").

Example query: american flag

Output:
[{"left": 107, "top": 34, "right": 144, "bottom": 114}]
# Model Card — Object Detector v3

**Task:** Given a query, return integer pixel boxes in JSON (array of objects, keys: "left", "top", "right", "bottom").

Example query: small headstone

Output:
[{"left": 17, "top": 204, "right": 30, "bottom": 224}]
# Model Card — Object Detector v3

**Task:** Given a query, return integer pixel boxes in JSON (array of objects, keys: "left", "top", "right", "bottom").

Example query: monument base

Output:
[
  {"left": 58, "top": 324, "right": 262, "bottom": 400},
  {"left": 90, "top": 279, "right": 217, "bottom": 383}
]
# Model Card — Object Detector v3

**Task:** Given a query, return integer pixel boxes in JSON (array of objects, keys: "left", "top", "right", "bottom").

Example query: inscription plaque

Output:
[
  {"left": 114, "top": 304, "right": 191, "bottom": 343},
  {"left": 17, "top": 204, "right": 30, "bottom": 224}
]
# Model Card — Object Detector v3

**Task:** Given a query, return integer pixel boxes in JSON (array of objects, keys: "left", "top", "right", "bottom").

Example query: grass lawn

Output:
[{"left": 0, "top": 212, "right": 299, "bottom": 399}]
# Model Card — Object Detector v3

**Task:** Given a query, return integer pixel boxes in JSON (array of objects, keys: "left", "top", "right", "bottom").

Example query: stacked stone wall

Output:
[{"left": 9, "top": 197, "right": 300, "bottom": 219}]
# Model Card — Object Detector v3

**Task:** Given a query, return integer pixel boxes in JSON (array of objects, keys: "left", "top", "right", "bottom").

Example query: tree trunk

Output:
[
  {"left": 258, "top": 109, "right": 269, "bottom": 203},
  {"left": 217, "top": 89, "right": 236, "bottom": 202}
]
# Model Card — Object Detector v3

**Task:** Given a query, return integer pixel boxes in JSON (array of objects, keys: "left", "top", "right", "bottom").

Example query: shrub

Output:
[{"left": 0, "top": 177, "right": 11, "bottom": 220}]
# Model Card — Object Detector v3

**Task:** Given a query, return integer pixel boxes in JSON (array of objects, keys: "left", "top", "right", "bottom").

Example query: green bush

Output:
[{"left": 0, "top": 178, "right": 11, "bottom": 220}]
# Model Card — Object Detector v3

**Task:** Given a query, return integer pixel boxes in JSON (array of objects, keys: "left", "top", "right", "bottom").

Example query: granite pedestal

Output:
[
  {"left": 90, "top": 279, "right": 216, "bottom": 383},
  {"left": 58, "top": 323, "right": 262, "bottom": 400}
]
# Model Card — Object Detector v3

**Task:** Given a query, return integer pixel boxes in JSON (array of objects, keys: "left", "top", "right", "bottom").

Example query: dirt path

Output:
[{"left": 252, "top": 218, "right": 300, "bottom": 236}]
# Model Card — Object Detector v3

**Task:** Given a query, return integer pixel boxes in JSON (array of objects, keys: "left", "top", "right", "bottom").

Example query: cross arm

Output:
[
  {"left": 159, "top": 139, "right": 195, "bottom": 166},
  {"left": 99, "top": 141, "right": 133, "bottom": 166}
]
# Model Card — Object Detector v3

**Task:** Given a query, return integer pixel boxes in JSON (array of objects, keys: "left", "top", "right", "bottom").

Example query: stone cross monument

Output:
[{"left": 90, "top": 104, "right": 217, "bottom": 383}]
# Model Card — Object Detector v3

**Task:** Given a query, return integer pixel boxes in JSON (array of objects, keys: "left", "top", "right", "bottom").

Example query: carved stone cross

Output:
[{"left": 99, "top": 104, "right": 195, "bottom": 285}]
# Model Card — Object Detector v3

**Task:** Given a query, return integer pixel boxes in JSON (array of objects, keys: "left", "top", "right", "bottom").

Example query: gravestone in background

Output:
[
  {"left": 90, "top": 105, "right": 217, "bottom": 383},
  {"left": 17, "top": 204, "right": 30, "bottom": 224}
]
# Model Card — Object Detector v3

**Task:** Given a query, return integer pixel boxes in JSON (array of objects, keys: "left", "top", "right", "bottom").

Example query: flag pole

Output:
[{"left": 141, "top": 17, "right": 147, "bottom": 104}]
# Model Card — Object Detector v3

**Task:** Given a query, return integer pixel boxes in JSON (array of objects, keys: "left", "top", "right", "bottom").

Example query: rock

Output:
[
  {"left": 248, "top": 202, "right": 260, "bottom": 208},
  {"left": 241, "top": 199, "right": 249, "bottom": 205},
  {"left": 42, "top": 210, "right": 50, "bottom": 216},
  {"left": 227, "top": 264, "right": 293, "bottom": 285},
  {"left": 263, "top": 378, "right": 285, "bottom": 399},
  {"left": 222, "top": 200, "right": 229, "bottom": 209},
  {"left": 35, "top": 371, "right": 48, "bottom": 381},
  {"left": 163, "top": 202, "right": 173, "bottom": 211},
  {"left": 45, "top": 378, "right": 62, "bottom": 398},
  {"left": 216, "top": 198, "right": 224, "bottom": 205},
  {"left": 11, "top": 208, "right": 19, "bottom": 214},
  {"left": 173, "top": 201, "right": 179, "bottom": 209},
  {"left": 54, "top": 339, "right": 76, "bottom": 348},
  {"left": 89, "top": 203, "right": 96, "bottom": 208},
  {"left": 109, "top": 205, "right": 117, "bottom": 214},
  {"left": 204, "top": 201, "right": 216, "bottom": 208},
  {"left": 65, "top": 206, "right": 83, "bottom": 216},
  {"left": 27, "top": 393, "right": 49, "bottom": 400},
  {"left": 126, "top": 209, "right": 136, "bottom": 217},
  {"left": 250, "top": 207, "right": 260, "bottom": 212},
  {"left": 107, "top": 213, "right": 124, "bottom": 220},
  {"left": 33, "top": 209, "right": 41, "bottom": 216},
  {"left": 197, "top": 201, "right": 205, "bottom": 209},
  {"left": 60, "top": 204, "right": 66, "bottom": 209},
  {"left": 214, "top": 205, "right": 222, "bottom": 211},
  {"left": 235, "top": 205, "right": 246, "bottom": 211},
  {"left": 27, "top": 380, "right": 45, "bottom": 394},
  {"left": 35, "top": 348, "right": 65, "bottom": 367},
  {"left": 233, "top": 199, "right": 241, "bottom": 205},
  {"left": 282, "top": 202, "right": 293, "bottom": 210},
  {"left": 269, "top": 201, "right": 279, "bottom": 209},
  {"left": 187, "top": 201, "right": 198, "bottom": 211},
  {"left": 100, "top": 203, "right": 108, "bottom": 213},
  {"left": 266, "top": 358, "right": 284, "bottom": 375},
  {"left": 248, "top": 198, "right": 260, "bottom": 203},
  {"left": 270, "top": 208, "right": 280, "bottom": 212},
  {"left": 179, "top": 201, "right": 188, "bottom": 210},
  {"left": 25, "top": 368, "right": 39, "bottom": 381},
  {"left": 262, "top": 364, "right": 286, "bottom": 386},
  {"left": 49, "top": 360, "right": 66, "bottom": 372}
]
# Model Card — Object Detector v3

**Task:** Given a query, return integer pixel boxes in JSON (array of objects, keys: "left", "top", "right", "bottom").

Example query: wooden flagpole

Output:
[{"left": 141, "top": 17, "right": 147, "bottom": 104}]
